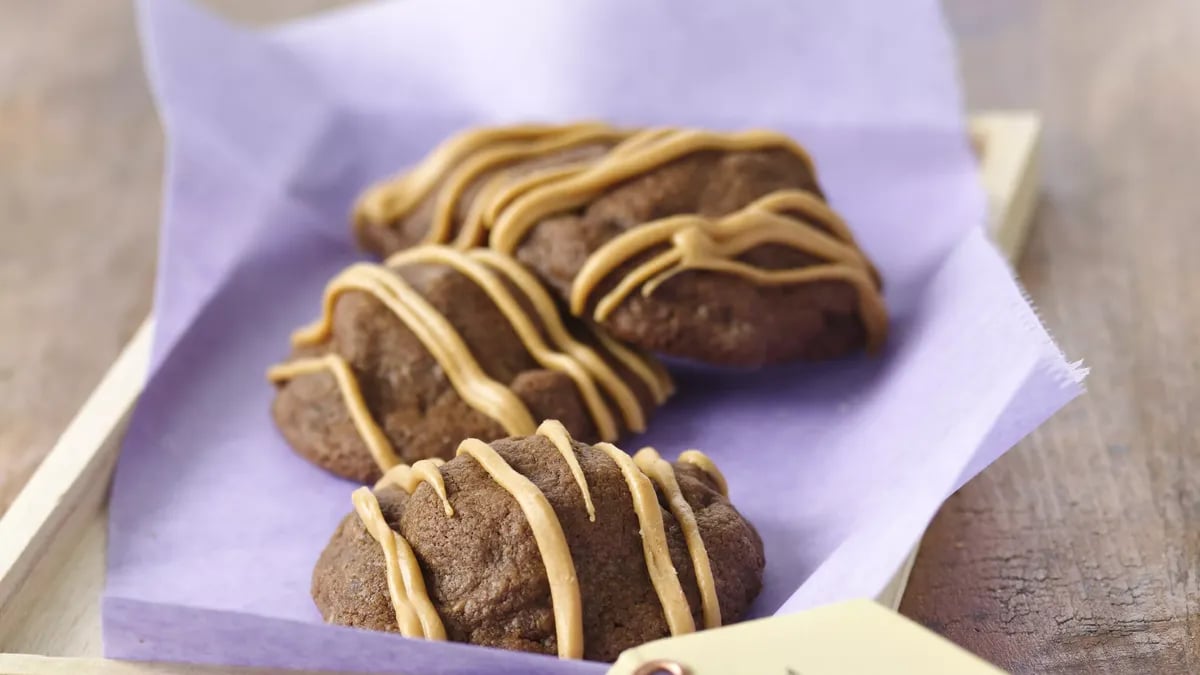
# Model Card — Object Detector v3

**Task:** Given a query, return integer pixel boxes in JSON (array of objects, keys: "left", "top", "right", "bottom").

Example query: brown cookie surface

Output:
[
  {"left": 312, "top": 429, "right": 764, "bottom": 661},
  {"left": 269, "top": 246, "right": 672, "bottom": 483}
]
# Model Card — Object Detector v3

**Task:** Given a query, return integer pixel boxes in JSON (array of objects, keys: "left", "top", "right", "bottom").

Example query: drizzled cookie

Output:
[
  {"left": 312, "top": 421, "right": 763, "bottom": 661},
  {"left": 269, "top": 245, "right": 672, "bottom": 483},
  {"left": 354, "top": 123, "right": 887, "bottom": 366}
]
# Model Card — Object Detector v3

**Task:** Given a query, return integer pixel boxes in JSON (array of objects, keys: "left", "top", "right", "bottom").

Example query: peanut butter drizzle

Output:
[
  {"left": 476, "top": 124, "right": 673, "bottom": 232},
  {"left": 266, "top": 354, "right": 399, "bottom": 471},
  {"left": 584, "top": 191, "right": 871, "bottom": 308},
  {"left": 351, "top": 487, "right": 446, "bottom": 640},
  {"left": 594, "top": 442, "right": 696, "bottom": 637},
  {"left": 606, "top": 127, "right": 677, "bottom": 157},
  {"left": 589, "top": 329, "right": 675, "bottom": 405},
  {"left": 457, "top": 438, "right": 584, "bottom": 659},
  {"left": 289, "top": 262, "right": 538, "bottom": 439},
  {"left": 536, "top": 419, "right": 596, "bottom": 522},
  {"left": 374, "top": 457, "right": 445, "bottom": 490},
  {"left": 633, "top": 447, "right": 722, "bottom": 629},
  {"left": 471, "top": 249, "right": 674, "bottom": 406},
  {"left": 354, "top": 124, "right": 576, "bottom": 235},
  {"left": 677, "top": 450, "right": 729, "bottom": 497},
  {"left": 387, "top": 245, "right": 639, "bottom": 441},
  {"left": 478, "top": 162, "right": 590, "bottom": 235},
  {"left": 486, "top": 128, "right": 816, "bottom": 253},
  {"left": 573, "top": 189, "right": 887, "bottom": 352},
  {"left": 375, "top": 459, "right": 454, "bottom": 516},
  {"left": 429, "top": 125, "right": 630, "bottom": 247}
]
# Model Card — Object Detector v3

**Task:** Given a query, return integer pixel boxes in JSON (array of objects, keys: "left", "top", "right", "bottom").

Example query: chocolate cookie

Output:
[
  {"left": 353, "top": 124, "right": 887, "bottom": 367},
  {"left": 312, "top": 421, "right": 764, "bottom": 661},
  {"left": 268, "top": 245, "right": 673, "bottom": 483}
]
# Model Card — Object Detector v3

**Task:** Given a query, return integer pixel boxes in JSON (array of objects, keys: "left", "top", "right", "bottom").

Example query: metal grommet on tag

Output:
[{"left": 632, "top": 659, "right": 689, "bottom": 675}]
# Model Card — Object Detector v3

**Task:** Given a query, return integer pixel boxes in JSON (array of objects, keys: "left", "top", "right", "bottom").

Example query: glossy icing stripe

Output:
[
  {"left": 569, "top": 191, "right": 887, "bottom": 350},
  {"left": 374, "top": 457, "right": 445, "bottom": 491},
  {"left": 573, "top": 193, "right": 869, "bottom": 313},
  {"left": 374, "top": 459, "right": 454, "bottom": 516},
  {"left": 290, "top": 263, "right": 537, "bottom": 438},
  {"left": 386, "top": 246, "right": 621, "bottom": 441},
  {"left": 267, "top": 354, "right": 400, "bottom": 471},
  {"left": 634, "top": 447, "right": 722, "bottom": 629},
  {"left": 351, "top": 487, "right": 446, "bottom": 640},
  {"left": 594, "top": 442, "right": 696, "bottom": 637},
  {"left": 469, "top": 247, "right": 668, "bottom": 427},
  {"left": 487, "top": 129, "right": 818, "bottom": 253},
  {"left": 589, "top": 329, "right": 675, "bottom": 405},
  {"left": 354, "top": 124, "right": 572, "bottom": 234},
  {"left": 428, "top": 125, "right": 628, "bottom": 245},
  {"left": 536, "top": 419, "right": 596, "bottom": 522},
  {"left": 478, "top": 162, "right": 591, "bottom": 235},
  {"left": 677, "top": 450, "right": 729, "bottom": 497},
  {"left": 457, "top": 438, "right": 584, "bottom": 659}
]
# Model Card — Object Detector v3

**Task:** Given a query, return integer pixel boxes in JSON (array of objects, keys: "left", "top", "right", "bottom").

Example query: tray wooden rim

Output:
[{"left": 0, "top": 111, "right": 1042, "bottom": 674}]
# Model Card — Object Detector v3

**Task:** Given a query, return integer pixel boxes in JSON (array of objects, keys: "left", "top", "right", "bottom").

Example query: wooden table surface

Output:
[{"left": 1, "top": 2, "right": 1195, "bottom": 673}]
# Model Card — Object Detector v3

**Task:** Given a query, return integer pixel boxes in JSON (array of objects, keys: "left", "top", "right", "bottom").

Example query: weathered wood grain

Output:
[
  {"left": 0, "top": 0, "right": 159, "bottom": 514},
  {"left": 900, "top": 2, "right": 1200, "bottom": 673}
]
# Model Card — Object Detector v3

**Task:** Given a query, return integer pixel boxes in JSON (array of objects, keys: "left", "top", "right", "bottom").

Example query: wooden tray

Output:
[{"left": 0, "top": 112, "right": 1041, "bottom": 675}]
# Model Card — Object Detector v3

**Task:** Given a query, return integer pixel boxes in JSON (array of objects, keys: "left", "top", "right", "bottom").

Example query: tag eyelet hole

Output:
[{"left": 633, "top": 659, "right": 689, "bottom": 675}]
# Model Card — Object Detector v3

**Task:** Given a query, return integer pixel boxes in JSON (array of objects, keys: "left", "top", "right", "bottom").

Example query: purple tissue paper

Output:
[{"left": 104, "top": 0, "right": 1085, "bottom": 672}]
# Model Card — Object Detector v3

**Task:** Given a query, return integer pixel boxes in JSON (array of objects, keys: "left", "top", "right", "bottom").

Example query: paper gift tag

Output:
[{"left": 608, "top": 600, "right": 1005, "bottom": 675}]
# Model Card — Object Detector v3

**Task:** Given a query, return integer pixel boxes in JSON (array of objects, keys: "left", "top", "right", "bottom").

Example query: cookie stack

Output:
[{"left": 267, "top": 123, "right": 886, "bottom": 660}]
